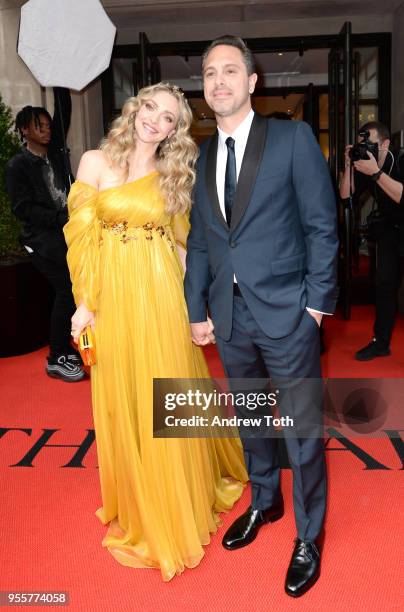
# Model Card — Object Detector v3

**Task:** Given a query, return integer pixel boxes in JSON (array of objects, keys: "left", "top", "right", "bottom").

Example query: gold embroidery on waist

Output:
[{"left": 100, "top": 219, "right": 174, "bottom": 249}]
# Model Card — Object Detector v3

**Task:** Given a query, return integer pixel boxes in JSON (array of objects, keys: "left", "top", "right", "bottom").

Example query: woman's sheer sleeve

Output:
[
  {"left": 63, "top": 182, "right": 100, "bottom": 312},
  {"left": 171, "top": 211, "right": 190, "bottom": 250}
]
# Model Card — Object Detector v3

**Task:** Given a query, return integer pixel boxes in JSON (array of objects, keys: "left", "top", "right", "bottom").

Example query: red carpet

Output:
[{"left": 0, "top": 305, "right": 402, "bottom": 611}]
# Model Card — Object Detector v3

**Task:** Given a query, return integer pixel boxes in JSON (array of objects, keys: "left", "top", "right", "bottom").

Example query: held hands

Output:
[
  {"left": 353, "top": 151, "right": 379, "bottom": 175},
  {"left": 71, "top": 303, "right": 95, "bottom": 343},
  {"left": 190, "top": 317, "right": 216, "bottom": 346}
]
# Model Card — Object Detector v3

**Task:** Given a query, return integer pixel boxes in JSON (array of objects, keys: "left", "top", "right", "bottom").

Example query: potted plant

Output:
[{"left": 0, "top": 93, "right": 52, "bottom": 357}]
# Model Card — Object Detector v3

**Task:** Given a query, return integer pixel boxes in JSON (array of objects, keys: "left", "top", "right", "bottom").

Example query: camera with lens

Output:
[{"left": 349, "top": 129, "right": 379, "bottom": 161}]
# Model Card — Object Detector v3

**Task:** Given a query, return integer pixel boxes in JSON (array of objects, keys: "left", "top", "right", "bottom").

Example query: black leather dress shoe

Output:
[
  {"left": 355, "top": 339, "right": 390, "bottom": 361},
  {"left": 222, "top": 499, "right": 284, "bottom": 550},
  {"left": 285, "top": 538, "right": 321, "bottom": 597}
]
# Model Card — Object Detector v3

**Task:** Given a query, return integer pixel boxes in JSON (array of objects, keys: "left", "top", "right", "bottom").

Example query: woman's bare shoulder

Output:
[{"left": 76, "top": 149, "right": 109, "bottom": 187}]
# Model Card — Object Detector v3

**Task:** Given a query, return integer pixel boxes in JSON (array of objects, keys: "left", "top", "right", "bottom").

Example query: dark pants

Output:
[
  {"left": 373, "top": 225, "right": 404, "bottom": 348},
  {"left": 31, "top": 252, "right": 76, "bottom": 358},
  {"left": 216, "top": 294, "right": 326, "bottom": 542}
]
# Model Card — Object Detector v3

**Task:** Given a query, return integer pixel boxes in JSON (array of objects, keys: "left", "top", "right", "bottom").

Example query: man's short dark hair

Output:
[
  {"left": 361, "top": 121, "right": 390, "bottom": 142},
  {"left": 202, "top": 35, "right": 256, "bottom": 75}
]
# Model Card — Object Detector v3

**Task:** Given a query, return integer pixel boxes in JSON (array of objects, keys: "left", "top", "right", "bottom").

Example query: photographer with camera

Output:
[{"left": 340, "top": 121, "right": 404, "bottom": 360}]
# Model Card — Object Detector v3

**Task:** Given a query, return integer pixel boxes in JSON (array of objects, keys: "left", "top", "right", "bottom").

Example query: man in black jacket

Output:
[
  {"left": 340, "top": 121, "right": 404, "bottom": 360},
  {"left": 6, "top": 88, "right": 85, "bottom": 382}
]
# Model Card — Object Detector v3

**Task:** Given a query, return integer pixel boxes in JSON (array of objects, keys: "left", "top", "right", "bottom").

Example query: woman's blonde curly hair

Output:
[{"left": 100, "top": 82, "right": 197, "bottom": 215}]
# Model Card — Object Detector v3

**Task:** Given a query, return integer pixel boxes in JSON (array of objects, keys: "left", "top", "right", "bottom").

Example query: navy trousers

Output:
[{"left": 216, "top": 294, "right": 327, "bottom": 542}]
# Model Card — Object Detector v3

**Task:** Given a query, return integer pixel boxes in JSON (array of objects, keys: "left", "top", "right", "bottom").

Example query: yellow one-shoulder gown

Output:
[{"left": 64, "top": 172, "right": 247, "bottom": 581}]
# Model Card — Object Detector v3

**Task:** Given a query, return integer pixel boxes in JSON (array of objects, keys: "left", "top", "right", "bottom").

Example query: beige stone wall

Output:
[
  {"left": 69, "top": 83, "right": 105, "bottom": 173},
  {"left": 0, "top": 1, "right": 43, "bottom": 111},
  {"left": 0, "top": 0, "right": 105, "bottom": 174}
]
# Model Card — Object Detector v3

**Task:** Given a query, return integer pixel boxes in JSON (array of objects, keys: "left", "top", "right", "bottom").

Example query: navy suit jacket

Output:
[{"left": 184, "top": 114, "right": 339, "bottom": 341}]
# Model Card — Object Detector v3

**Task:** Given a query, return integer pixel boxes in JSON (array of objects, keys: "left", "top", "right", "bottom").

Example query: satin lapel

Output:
[
  {"left": 230, "top": 113, "right": 267, "bottom": 232},
  {"left": 205, "top": 131, "right": 228, "bottom": 231}
]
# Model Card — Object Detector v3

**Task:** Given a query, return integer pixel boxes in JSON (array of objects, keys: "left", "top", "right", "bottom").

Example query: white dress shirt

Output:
[{"left": 216, "top": 108, "right": 255, "bottom": 219}]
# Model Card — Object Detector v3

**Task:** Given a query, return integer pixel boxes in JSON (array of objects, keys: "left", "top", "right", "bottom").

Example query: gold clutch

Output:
[{"left": 78, "top": 326, "right": 96, "bottom": 366}]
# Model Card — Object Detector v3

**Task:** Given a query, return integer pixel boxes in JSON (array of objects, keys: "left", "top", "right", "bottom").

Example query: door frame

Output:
[{"left": 102, "top": 32, "right": 391, "bottom": 132}]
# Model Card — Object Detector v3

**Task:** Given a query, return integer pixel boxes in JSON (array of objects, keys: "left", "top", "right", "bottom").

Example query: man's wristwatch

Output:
[{"left": 371, "top": 169, "right": 383, "bottom": 182}]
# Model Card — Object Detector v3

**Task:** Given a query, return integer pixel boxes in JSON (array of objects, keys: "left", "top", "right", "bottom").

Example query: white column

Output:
[{"left": 0, "top": 1, "right": 42, "bottom": 113}]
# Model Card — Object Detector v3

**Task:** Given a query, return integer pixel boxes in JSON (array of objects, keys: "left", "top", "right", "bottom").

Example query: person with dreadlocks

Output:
[{"left": 6, "top": 88, "right": 85, "bottom": 382}]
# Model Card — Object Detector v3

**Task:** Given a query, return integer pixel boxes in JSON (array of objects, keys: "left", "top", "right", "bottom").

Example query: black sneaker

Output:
[
  {"left": 67, "top": 352, "right": 83, "bottom": 366},
  {"left": 355, "top": 339, "right": 391, "bottom": 361},
  {"left": 46, "top": 355, "right": 86, "bottom": 382}
]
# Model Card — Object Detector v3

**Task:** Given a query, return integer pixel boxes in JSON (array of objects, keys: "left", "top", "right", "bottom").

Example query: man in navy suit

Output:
[{"left": 184, "top": 35, "right": 339, "bottom": 597}]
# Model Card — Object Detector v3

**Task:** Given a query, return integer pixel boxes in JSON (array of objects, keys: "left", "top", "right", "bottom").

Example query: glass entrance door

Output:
[
  {"left": 328, "top": 22, "right": 358, "bottom": 320},
  {"left": 139, "top": 32, "right": 161, "bottom": 89}
]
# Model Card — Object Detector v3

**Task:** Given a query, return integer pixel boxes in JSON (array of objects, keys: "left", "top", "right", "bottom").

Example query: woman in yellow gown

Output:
[{"left": 64, "top": 83, "right": 247, "bottom": 581}]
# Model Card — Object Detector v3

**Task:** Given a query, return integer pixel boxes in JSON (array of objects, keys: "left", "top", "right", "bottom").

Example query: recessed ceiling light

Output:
[{"left": 278, "top": 52, "right": 283, "bottom": 56}]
